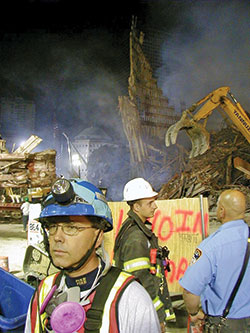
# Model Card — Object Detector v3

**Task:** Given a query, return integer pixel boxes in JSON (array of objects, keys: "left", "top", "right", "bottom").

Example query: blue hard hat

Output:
[{"left": 40, "top": 178, "right": 113, "bottom": 232}]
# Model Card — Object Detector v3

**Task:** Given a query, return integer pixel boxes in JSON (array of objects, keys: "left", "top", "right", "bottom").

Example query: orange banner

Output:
[{"left": 105, "top": 197, "right": 209, "bottom": 292}]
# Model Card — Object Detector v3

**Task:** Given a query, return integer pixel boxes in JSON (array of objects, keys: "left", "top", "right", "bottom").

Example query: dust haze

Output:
[{"left": 155, "top": 0, "right": 249, "bottom": 126}]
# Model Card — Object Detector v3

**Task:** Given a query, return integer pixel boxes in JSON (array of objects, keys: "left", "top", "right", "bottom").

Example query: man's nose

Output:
[
  {"left": 53, "top": 225, "right": 65, "bottom": 240},
  {"left": 153, "top": 201, "right": 158, "bottom": 209}
]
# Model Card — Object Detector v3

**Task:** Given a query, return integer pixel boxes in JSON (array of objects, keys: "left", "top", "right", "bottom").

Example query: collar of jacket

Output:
[{"left": 128, "top": 209, "right": 153, "bottom": 238}]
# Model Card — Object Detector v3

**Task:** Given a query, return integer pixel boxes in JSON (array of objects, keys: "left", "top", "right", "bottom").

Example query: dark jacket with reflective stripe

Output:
[{"left": 113, "top": 209, "right": 173, "bottom": 323}]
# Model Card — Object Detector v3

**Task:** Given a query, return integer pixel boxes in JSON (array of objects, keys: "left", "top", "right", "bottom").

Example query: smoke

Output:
[
  {"left": 155, "top": 0, "right": 250, "bottom": 120},
  {"left": 1, "top": 1, "right": 249, "bottom": 185},
  {"left": 0, "top": 30, "right": 128, "bottom": 150}
]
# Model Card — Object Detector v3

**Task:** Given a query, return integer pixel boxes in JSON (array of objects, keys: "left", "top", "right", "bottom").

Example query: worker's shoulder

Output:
[
  {"left": 118, "top": 219, "right": 138, "bottom": 235},
  {"left": 204, "top": 221, "right": 247, "bottom": 244},
  {"left": 200, "top": 223, "right": 247, "bottom": 258},
  {"left": 119, "top": 279, "right": 153, "bottom": 302},
  {"left": 120, "top": 221, "right": 146, "bottom": 238},
  {"left": 117, "top": 280, "right": 161, "bottom": 332},
  {"left": 115, "top": 219, "right": 147, "bottom": 250},
  {"left": 122, "top": 219, "right": 138, "bottom": 229}
]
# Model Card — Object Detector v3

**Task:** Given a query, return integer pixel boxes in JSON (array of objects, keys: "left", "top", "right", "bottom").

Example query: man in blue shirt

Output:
[{"left": 179, "top": 189, "right": 250, "bottom": 332}]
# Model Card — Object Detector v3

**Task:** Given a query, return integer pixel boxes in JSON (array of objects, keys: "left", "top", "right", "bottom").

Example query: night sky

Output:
[{"left": 0, "top": 0, "right": 249, "bottom": 151}]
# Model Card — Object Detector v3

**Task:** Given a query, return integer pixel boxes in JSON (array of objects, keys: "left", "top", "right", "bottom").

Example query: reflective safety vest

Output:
[{"left": 30, "top": 266, "right": 135, "bottom": 333}]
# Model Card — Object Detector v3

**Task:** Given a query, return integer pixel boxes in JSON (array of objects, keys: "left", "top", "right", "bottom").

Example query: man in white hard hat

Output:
[{"left": 113, "top": 178, "right": 175, "bottom": 333}]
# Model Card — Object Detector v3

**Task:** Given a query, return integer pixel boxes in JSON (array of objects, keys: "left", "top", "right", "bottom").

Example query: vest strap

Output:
[{"left": 84, "top": 266, "right": 123, "bottom": 332}]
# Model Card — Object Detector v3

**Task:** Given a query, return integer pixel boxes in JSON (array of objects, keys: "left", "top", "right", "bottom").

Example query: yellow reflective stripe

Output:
[
  {"left": 124, "top": 257, "right": 150, "bottom": 272},
  {"left": 34, "top": 271, "right": 132, "bottom": 333},
  {"left": 153, "top": 296, "right": 164, "bottom": 311},
  {"left": 35, "top": 273, "right": 58, "bottom": 333},
  {"left": 100, "top": 271, "right": 132, "bottom": 333},
  {"left": 166, "top": 313, "right": 176, "bottom": 321},
  {"left": 156, "top": 264, "right": 162, "bottom": 277},
  {"left": 165, "top": 309, "right": 176, "bottom": 320}
]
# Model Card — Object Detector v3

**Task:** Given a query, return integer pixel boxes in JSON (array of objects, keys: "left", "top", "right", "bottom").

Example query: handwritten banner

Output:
[{"left": 105, "top": 197, "right": 209, "bottom": 292}]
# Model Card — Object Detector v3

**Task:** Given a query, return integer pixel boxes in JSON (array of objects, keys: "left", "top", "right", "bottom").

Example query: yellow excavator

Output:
[{"left": 165, "top": 86, "right": 250, "bottom": 158}]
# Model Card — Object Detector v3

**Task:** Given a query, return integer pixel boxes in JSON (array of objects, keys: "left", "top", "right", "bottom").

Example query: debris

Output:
[
  {"left": 0, "top": 136, "right": 56, "bottom": 221},
  {"left": 158, "top": 127, "right": 250, "bottom": 215},
  {"left": 0, "top": 149, "right": 56, "bottom": 188},
  {"left": 165, "top": 86, "right": 250, "bottom": 158},
  {"left": 119, "top": 18, "right": 179, "bottom": 177}
]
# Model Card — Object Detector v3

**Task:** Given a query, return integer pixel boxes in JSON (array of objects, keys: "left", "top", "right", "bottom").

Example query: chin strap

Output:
[{"left": 42, "top": 226, "right": 102, "bottom": 274}]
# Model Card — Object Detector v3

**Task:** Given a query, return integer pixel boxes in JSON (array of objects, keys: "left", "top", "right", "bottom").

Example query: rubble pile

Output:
[
  {"left": 0, "top": 136, "right": 56, "bottom": 189},
  {"left": 0, "top": 150, "right": 56, "bottom": 188},
  {"left": 158, "top": 127, "right": 250, "bottom": 213}
]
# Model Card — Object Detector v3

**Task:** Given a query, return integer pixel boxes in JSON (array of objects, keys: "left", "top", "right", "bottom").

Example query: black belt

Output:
[{"left": 205, "top": 315, "right": 250, "bottom": 330}]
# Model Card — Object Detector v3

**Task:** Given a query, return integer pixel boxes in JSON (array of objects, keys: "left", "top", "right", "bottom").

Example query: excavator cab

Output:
[{"left": 165, "top": 87, "right": 250, "bottom": 158}]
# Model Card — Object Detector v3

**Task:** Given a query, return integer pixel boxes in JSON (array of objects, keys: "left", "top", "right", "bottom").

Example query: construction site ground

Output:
[{"left": 0, "top": 221, "right": 186, "bottom": 332}]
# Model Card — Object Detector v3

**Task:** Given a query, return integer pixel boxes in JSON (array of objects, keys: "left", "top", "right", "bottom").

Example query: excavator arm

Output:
[{"left": 165, "top": 86, "right": 250, "bottom": 158}]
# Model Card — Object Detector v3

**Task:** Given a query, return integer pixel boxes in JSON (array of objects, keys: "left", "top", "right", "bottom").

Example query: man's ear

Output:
[
  {"left": 95, "top": 229, "right": 104, "bottom": 248},
  {"left": 218, "top": 205, "right": 225, "bottom": 220},
  {"left": 133, "top": 202, "right": 141, "bottom": 213}
]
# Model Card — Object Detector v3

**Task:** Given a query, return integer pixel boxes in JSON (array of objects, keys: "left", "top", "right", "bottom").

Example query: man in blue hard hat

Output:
[{"left": 25, "top": 178, "right": 161, "bottom": 333}]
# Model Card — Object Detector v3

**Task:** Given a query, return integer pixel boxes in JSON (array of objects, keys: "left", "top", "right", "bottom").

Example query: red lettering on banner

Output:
[
  {"left": 151, "top": 209, "right": 208, "bottom": 238},
  {"left": 175, "top": 210, "right": 193, "bottom": 232},
  {"left": 158, "top": 216, "right": 174, "bottom": 242},
  {"left": 176, "top": 257, "right": 189, "bottom": 281},
  {"left": 165, "top": 258, "right": 189, "bottom": 283}
]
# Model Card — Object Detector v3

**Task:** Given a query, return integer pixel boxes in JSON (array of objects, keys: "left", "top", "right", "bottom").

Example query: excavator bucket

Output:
[
  {"left": 166, "top": 86, "right": 250, "bottom": 158},
  {"left": 165, "top": 111, "right": 210, "bottom": 158}
]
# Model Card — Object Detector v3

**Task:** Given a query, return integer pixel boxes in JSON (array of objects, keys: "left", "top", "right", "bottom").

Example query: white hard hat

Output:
[{"left": 123, "top": 178, "right": 158, "bottom": 201}]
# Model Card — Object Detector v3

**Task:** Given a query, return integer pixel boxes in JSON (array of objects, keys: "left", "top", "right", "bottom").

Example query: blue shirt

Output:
[{"left": 179, "top": 219, "right": 250, "bottom": 318}]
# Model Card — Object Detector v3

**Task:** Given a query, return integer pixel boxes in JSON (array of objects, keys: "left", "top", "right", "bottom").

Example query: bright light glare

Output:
[{"left": 72, "top": 154, "right": 81, "bottom": 166}]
